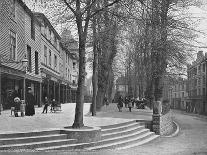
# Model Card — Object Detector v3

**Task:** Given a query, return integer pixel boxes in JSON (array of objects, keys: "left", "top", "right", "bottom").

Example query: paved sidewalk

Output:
[{"left": 0, "top": 103, "right": 152, "bottom": 133}]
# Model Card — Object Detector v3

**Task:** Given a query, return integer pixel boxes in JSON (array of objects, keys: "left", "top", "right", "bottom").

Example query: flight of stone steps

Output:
[{"left": 0, "top": 121, "right": 159, "bottom": 151}]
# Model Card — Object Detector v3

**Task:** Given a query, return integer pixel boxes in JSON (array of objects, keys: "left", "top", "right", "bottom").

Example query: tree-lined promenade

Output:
[{"left": 38, "top": 0, "right": 205, "bottom": 128}]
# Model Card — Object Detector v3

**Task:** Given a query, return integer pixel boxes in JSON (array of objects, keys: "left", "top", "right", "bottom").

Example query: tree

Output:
[{"left": 60, "top": 0, "right": 120, "bottom": 128}]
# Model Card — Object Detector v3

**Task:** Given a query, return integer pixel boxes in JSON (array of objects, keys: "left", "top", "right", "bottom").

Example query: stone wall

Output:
[{"left": 153, "top": 111, "right": 174, "bottom": 135}]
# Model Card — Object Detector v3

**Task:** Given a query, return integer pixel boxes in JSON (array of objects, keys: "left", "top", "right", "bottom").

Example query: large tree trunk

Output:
[
  {"left": 92, "top": 15, "right": 98, "bottom": 116},
  {"left": 72, "top": 11, "right": 89, "bottom": 128}
]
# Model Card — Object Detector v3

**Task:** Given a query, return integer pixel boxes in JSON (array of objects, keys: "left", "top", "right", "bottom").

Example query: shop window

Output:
[
  {"left": 35, "top": 51, "right": 39, "bottom": 74},
  {"left": 10, "top": 30, "right": 16, "bottom": 60},
  {"left": 27, "top": 45, "right": 32, "bottom": 72}
]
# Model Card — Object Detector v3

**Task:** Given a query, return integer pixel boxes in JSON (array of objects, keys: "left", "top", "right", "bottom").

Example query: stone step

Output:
[
  {"left": 0, "top": 134, "right": 68, "bottom": 145},
  {"left": 101, "top": 122, "right": 142, "bottom": 135},
  {"left": 0, "top": 138, "right": 77, "bottom": 150},
  {"left": 116, "top": 134, "right": 160, "bottom": 150},
  {"left": 85, "top": 132, "right": 156, "bottom": 150},
  {"left": 101, "top": 125, "right": 145, "bottom": 140},
  {"left": 0, "top": 129, "right": 60, "bottom": 139},
  {"left": 100, "top": 120, "right": 137, "bottom": 130},
  {"left": 36, "top": 129, "right": 150, "bottom": 151}
]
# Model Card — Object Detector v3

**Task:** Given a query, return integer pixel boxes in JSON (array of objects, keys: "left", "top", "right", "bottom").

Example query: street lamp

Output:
[{"left": 0, "top": 56, "right": 28, "bottom": 115}]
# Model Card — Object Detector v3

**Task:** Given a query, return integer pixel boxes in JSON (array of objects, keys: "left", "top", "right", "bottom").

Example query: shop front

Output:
[
  {"left": 1, "top": 67, "right": 25, "bottom": 109},
  {"left": 41, "top": 69, "right": 61, "bottom": 104}
]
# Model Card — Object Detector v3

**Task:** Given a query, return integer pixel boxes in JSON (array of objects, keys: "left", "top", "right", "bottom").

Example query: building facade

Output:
[
  {"left": 187, "top": 51, "right": 207, "bottom": 114},
  {"left": 0, "top": 0, "right": 78, "bottom": 109},
  {"left": 0, "top": 0, "right": 37, "bottom": 109},
  {"left": 169, "top": 78, "right": 188, "bottom": 110}
]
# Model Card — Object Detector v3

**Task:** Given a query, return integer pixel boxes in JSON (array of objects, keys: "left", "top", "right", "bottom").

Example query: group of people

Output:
[
  {"left": 42, "top": 97, "right": 58, "bottom": 113},
  {"left": 117, "top": 96, "right": 147, "bottom": 112},
  {"left": 13, "top": 87, "right": 36, "bottom": 117}
]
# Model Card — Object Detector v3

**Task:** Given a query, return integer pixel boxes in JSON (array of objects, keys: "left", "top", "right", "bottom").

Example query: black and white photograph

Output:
[{"left": 0, "top": 0, "right": 207, "bottom": 155}]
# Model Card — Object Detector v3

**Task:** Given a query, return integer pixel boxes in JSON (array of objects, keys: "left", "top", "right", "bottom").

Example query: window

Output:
[
  {"left": 203, "top": 64, "right": 206, "bottom": 72},
  {"left": 10, "top": 0, "right": 15, "bottom": 18},
  {"left": 73, "top": 62, "right": 76, "bottom": 69},
  {"left": 54, "top": 37, "right": 57, "bottom": 47},
  {"left": 10, "top": 30, "right": 16, "bottom": 60},
  {"left": 68, "top": 69, "right": 69, "bottom": 78},
  {"left": 27, "top": 45, "right": 32, "bottom": 72},
  {"left": 44, "top": 45, "right": 47, "bottom": 65},
  {"left": 49, "top": 50, "right": 51, "bottom": 66},
  {"left": 203, "top": 88, "right": 205, "bottom": 96},
  {"left": 54, "top": 55, "right": 57, "bottom": 68},
  {"left": 49, "top": 30, "right": 51, "bottom": 41},
  {"left": 35, "top": 51, "right": 39, "bottom": 74},
  {"left": 31, "top": 16, "right": 35, "bottom": 40},
  {"left": 182, "top": 92, "right": 184, "bottom": 98}
]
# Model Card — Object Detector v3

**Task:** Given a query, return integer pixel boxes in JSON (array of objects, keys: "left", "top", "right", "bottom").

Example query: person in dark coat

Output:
[
  {"left": 104, "top": 96, "right": 109, "bottom": 107},
  {"left": 42, "top": 96, "right": 49, "bottom": 114},
  {"left": 25, "top": 87, "right": 35, "bottom": 116},
  {"left": 117, "top": 96, "right": 123, "bottom": 112}
]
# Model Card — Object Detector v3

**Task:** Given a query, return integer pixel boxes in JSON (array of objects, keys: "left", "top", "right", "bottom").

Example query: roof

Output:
[
  {"left": 33, "top": 12, "right": 61, "bottom": 40},
  {"left": 18, "top": 0, "right": 41, "bottom": 26}
]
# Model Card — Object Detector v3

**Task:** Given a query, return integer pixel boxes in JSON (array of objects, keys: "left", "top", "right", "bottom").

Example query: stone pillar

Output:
[
  {"left": 62, "top": 85, "right": 65, "bottom": 103},
  {"left": 58, "top": 83, "right": 60, "bottom": 103},
  {"left": 152, "top": 114, "right": 161, "bottom": 135},
  {"left": 23, "top": 77, "right": 26, "bottom": 101},
  {"left": 53, "top": 81, "right": 55, "bottom": 100},
  {"left": 152, "top": 101, "right": 162, "bottom": 135},
  {"left": 39, "top": 82, "right": 42, "bottom": 107},
  {"left": 47, "top": 79, "right": 49, "bottom": 101}
]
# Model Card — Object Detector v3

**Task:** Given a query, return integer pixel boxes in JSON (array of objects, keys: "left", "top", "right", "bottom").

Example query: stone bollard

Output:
[{"left": 153, "top": 101, "right": 162, "bottom": 115}]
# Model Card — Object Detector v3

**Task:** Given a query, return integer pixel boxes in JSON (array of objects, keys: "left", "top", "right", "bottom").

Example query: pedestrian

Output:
[
  {"left": 25, "top": 87, "right": 35, "bottom": 116},
  {"left": 42, "top": 96, "right": 49, "bottom": 114},
  {"left": 125, "top": 96, "right": 128, "bottom": 108},
  {"left": 128, "top": 99, "right": 133, "bottom": 112},
  {"left": 117, "top": 96, "right": 123, "bottom": 112},
  {"left": 14, "top": 97, "right": 21, "bottom": 117},
  {"left": 104, "top": 96, "right": 109, "bottom": 107},
  {"left": 51, "top": 99, "right": 56, "bottom": 112}
]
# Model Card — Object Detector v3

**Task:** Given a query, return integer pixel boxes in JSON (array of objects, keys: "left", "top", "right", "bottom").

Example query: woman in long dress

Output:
[{"left": 25, "top": 88, "right": 35, "bottom": 116}]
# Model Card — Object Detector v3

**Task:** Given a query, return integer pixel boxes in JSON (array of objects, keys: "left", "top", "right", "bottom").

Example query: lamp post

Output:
[{"left": 0, "top": 56, "right": 28, "bottom": 115}]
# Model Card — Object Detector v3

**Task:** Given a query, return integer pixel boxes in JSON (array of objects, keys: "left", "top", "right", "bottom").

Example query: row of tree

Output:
[{"left": 43, "top": 0, "right": 203, "bottom": 128}]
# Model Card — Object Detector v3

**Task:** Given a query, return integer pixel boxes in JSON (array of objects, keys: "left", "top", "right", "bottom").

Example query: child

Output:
[
  {"left": 14, "top": 97, "right": 21, "bottom": 117},
  {"left": 128, "top": 99, "right": 133, "bottom": 112}
]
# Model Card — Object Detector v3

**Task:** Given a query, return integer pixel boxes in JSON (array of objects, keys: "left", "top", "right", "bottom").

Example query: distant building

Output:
[
  {"left": 115, "top": 76, "right": 128, "bottom": 97},
  {"left": 187, "top": 51, "right": 207, "bottom": 114},
  {"left": 168, "top": 78, "right": 188, "bottom": 110}
]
